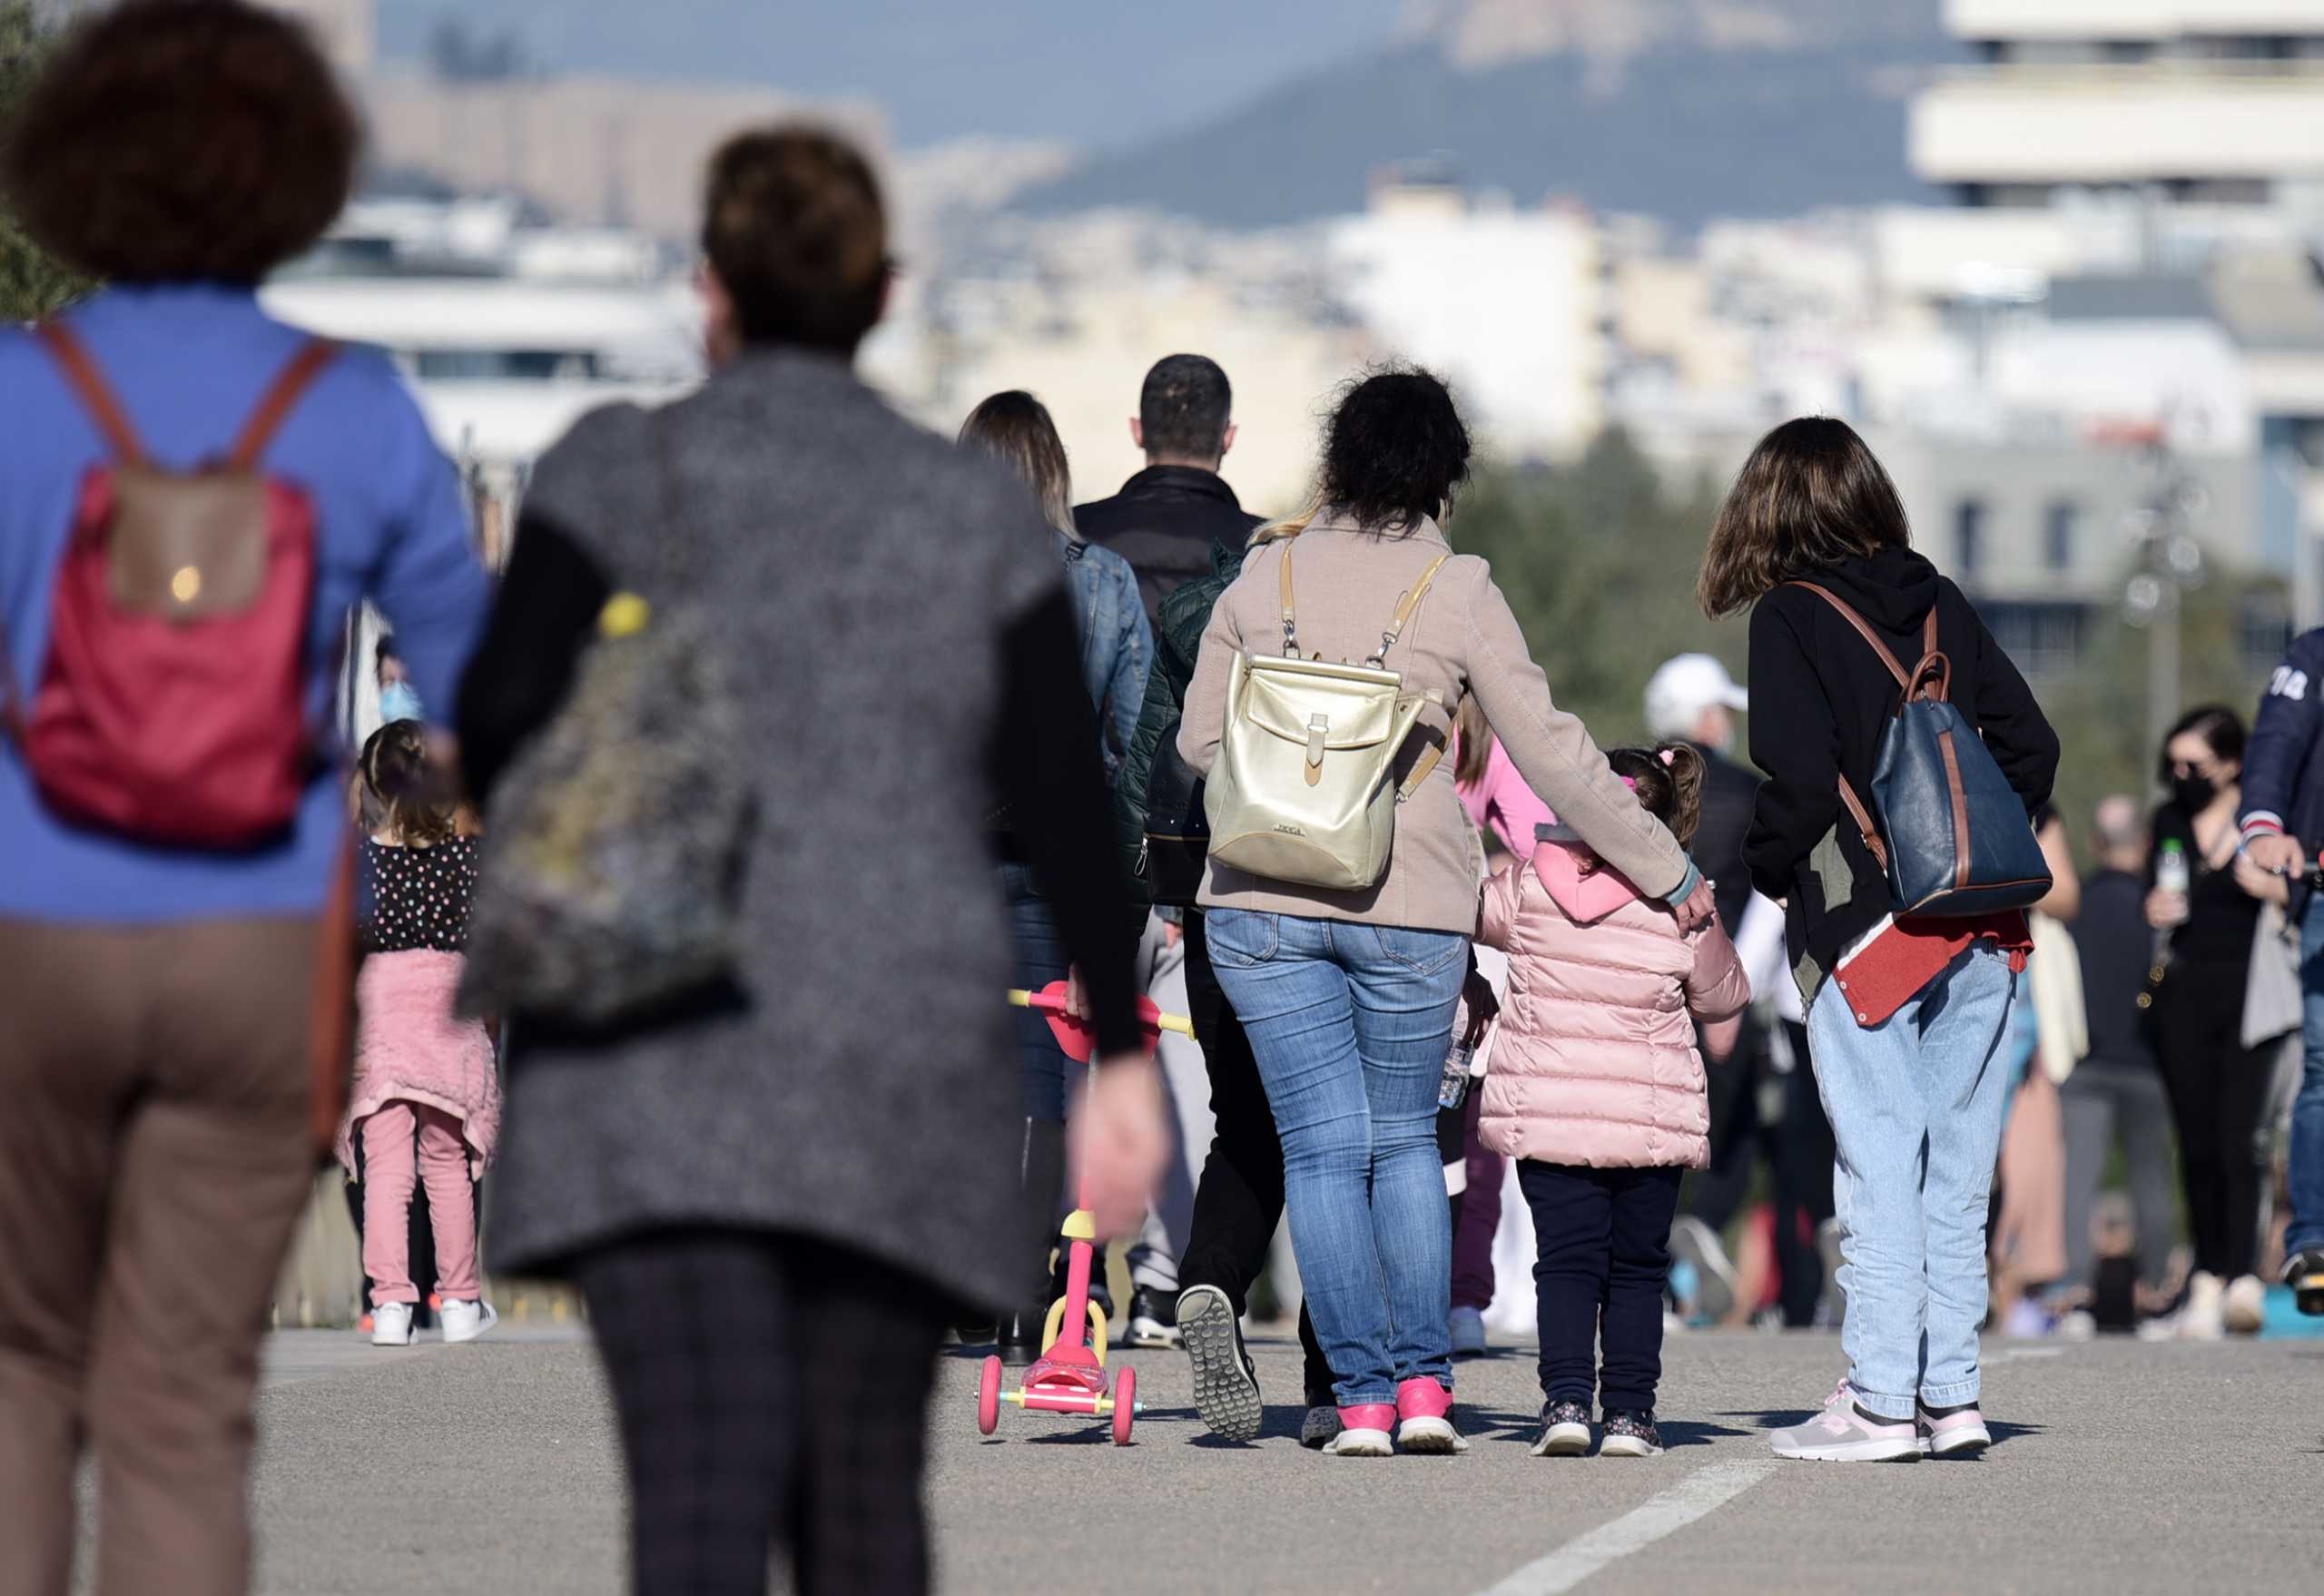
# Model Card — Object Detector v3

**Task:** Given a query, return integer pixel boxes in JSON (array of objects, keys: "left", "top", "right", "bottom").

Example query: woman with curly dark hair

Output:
[
  {"left": 0, "top": 6, "right": 490, "bottom": 1592},
  {"left": 1178, "top": 369, "right": 1712, "bottom": 1455}
]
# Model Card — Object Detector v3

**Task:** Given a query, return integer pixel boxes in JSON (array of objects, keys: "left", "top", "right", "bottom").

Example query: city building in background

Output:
[{"left": 160, "top": 0, "right": 2324, "bottom": 659}]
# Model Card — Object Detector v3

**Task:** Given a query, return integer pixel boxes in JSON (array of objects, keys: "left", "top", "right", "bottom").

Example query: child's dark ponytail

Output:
[{"left": 1607, "top": 743, "right": 1707, "bottom": 849}]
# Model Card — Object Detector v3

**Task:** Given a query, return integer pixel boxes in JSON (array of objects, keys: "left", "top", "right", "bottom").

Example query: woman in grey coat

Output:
[{"left": 457, "top": 127, "right": 1167, "bottom": 1596}]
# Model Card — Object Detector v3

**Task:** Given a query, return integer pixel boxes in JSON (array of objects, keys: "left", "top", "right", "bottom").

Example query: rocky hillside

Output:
[{"left": 1015, "top": 0, "right": 1958, "bottom": 230}]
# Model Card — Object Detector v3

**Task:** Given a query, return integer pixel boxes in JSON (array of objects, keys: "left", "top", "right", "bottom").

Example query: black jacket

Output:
[
  {"left": 1075, "top": 465, "right": 1260, "bottom": 629},
  {"left": 2077, "top": 869, "right": 2159, "bottom": 1070},
  {"left": 1744, "top": 547, "right": 2059, "bottom": 990},
  {"left": 1689, "top": 743, "right": 1759, "bottom": 936}
]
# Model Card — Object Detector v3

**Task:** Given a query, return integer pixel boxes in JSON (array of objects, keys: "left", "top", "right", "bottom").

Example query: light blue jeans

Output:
[
  {"left": 1807, "top": 944, "right": 2016, "bottom": 1422},
  {"left": 1203, "top": 908, "right": 1466, "bottom": 1406}
]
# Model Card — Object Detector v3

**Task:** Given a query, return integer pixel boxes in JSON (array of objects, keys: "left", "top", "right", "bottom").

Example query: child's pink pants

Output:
[{"left": 361, "top": 1099, "right": 478, "bottom": 1306}]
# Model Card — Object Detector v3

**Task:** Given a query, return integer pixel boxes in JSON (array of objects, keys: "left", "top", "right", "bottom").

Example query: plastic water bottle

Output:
[
  {"left": 2156, "top": 838, "right": 2191, "bottom": 898},
  {"left": 2153, "top": 837, "right": 2190, "bottom": 970},
  {"left": 1438, "top": 1035, "right": 1475, "bottom": 1111},
  {"left": 1439, "top": 988, "right": 1480, "bottom": 1110}
]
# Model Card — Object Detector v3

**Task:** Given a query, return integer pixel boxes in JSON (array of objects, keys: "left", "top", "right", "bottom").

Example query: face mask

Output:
[
  {"left": 379, "top": 682, "right": 424, "bottom": 724},
  {"left": 2171, "top": 773, "right": 2216, "bottom": 814}
]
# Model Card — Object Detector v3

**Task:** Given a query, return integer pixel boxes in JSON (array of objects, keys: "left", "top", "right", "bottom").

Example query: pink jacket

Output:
[
  {"left": 335, "top": 950, "right": 501, "bottom": 1179},
  {"left": 1458, "top": 736, "right": 1554, "bottom": 862},
  {"left": 1476, "top": 842, "right": 1750, "bottom": 1170}
]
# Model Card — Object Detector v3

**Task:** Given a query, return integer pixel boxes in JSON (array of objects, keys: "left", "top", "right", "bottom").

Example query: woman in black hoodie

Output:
[{"left": 1699, "top": 419, "right": 2058, "bottom": 1463}]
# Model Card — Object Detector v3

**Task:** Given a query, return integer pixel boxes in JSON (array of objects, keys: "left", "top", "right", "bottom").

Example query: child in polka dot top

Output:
[{"left": 334, "top": 719, "right": 501, "bottom": 1346}]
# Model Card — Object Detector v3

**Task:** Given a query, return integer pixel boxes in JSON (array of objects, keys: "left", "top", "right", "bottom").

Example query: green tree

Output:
[
  {"left": 2039, "top": 568, "right": 2284, "bottom": 854},
  {"left": 1452, "top": 429, "right": 1746, "bottom": 748},
  {"left": 0, "top": 0, "right": 90, "bottom": 322}
]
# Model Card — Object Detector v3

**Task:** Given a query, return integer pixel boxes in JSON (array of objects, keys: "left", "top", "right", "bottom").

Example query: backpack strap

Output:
[
  {"left": 229, "top": 339, "right": 340, "bottom": 470},
  {"left": 36, "top": 320, "right": 146, "bottom": 464},
  {"left": 1790, "top": 582, "right": 1910, "bottom": 691},
  {"left": 1367, "top": 553, "right": 1452, "bottom": 669},
  {"left": 1788, "top": 581, "right": 1916, "bottom": 872},
  {"left": 1277, "top": 536, "right": 1300, "bottom": 655},
  {"left": 1276, "top": 539, "right": 1454, "bottom": 666}
]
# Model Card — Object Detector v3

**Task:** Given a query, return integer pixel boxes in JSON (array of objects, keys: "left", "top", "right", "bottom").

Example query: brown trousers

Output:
[{"left": 0, "top": 917, "right": 320, "bottom": 1596}]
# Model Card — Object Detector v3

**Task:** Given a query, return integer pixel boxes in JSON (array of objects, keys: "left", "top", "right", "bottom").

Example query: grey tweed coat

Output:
[{"left": 486, "top": 350, "right": 1059, "bottom": 1310}]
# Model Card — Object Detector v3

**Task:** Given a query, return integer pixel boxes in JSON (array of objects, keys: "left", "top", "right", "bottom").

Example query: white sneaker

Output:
[
  {"left": 1669, "top": 1215, "right": 1738, "bottom": 1322},
  {"left": 2221, "top": 1275, "right": 2266, "bottom": 1335},
  {"left": 439, "top": 1298, "right": 498, "bottom": 1345},
  {"left": 1322, "top": 1424, "right": 1393, "bottom": 1458},
  {"left": 370, "top": 1302, "right": 416, "bottom": 1346},
  {"left": 1448, "top": 1304, "right": 1488, "bottom": 1357},
  {"left": 2178, "top": 1271, "right": 2225, "bottom": 1341}
]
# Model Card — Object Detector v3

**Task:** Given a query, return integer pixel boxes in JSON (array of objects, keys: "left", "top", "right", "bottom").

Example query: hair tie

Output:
[{"left": 1659, "top": 749, "right": 1677, "bottom": 767}]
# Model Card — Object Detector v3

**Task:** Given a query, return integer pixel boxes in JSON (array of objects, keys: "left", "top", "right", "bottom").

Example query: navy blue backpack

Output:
[{"left": 1794, "top": 583, "right": 2053, "bottom": 918}]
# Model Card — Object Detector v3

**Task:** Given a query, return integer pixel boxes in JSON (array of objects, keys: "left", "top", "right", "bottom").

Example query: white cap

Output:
[{"left": 1644, "top": 654, "right": 1748, "bottom": 741}]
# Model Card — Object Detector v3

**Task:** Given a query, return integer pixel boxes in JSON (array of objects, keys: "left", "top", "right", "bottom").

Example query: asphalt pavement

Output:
[{"left": 184, "top": 1321, "right": 2324, "bottom": 1594}]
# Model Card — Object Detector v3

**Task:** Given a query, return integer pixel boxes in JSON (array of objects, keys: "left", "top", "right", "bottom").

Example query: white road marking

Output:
[{"left": 1472, "top": 1461, "right": 1780, "bottom": 1596}]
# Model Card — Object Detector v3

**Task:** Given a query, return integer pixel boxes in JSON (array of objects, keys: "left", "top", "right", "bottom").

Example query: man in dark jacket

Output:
[
  {"left": 2240, "top": 626, "right": 2324, "bottom": 1313},
  {"left": 1643, "top": 653, "right": 1773, "bottom": 1320},
  {"left": 1076, "top": 354, "right": 1260, "bottom": 627},
  {"left": 2062, "top": 795, "right": 2177, "bottom": 1315}
]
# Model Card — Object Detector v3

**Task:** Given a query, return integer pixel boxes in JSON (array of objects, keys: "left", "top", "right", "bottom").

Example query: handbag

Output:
[
  {"left": 2242, "top": 900, "right": 2303, "bottom": 1049},
  {"left": 1139, "top": 720, "right": 1209, "bottom": 908},
  {"left": 1791, "top": 583, "right": 2053, "bottom": 917},
  {"left": 1203, "top": 537, "right": 1450, "bottom": 892},
  {"left": 458, "top": 417, "right": 752, "bottom": 1026}
]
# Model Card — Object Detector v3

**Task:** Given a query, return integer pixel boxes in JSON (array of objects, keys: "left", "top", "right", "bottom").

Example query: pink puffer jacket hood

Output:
[{"left": 1476, "top": 842, "right": 1749, "bottom": 1170}]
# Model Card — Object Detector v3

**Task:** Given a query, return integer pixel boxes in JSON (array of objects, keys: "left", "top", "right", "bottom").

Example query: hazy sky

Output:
[{"left": 377, "top": 0, "right": 1415, "bottom": 148}]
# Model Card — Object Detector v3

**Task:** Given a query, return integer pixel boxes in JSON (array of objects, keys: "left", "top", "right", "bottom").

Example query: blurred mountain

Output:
[{"left": 1016, "top": 0, "right": 1958, "bottom": 230}]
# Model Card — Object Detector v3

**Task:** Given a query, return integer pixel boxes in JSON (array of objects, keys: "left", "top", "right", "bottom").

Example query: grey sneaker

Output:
[
  {"left": 1600, "top": 1408, "right": 1664, "bottom": 1457},
  {"left": 1300, "top": 1404, "right": 1343, "bottom": 1450},
  {"left": 1448, "top": 1304, "right": 1488, "bottom": 1357},
  {"left": 1530, "top": 1400, "right": 1593, "bottom": 1457},
  {"left": 1177, "top": 1286, "right": 1262, "bottom": 1442},
  {"left": 1916, "top": 1401, "right": 1992, "bottom": 1457},
  {"left": 1669, "top": 1216, "right": 1737, "bottom": 1322},
  {"left": 1770, "top": 1381, "right": 1920, "bottom": 1463}
]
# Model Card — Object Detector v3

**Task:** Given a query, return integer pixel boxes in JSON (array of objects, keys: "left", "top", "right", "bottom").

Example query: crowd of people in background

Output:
[{"left": 1, "top": 6, "right": 2320, "bottom": 1596}]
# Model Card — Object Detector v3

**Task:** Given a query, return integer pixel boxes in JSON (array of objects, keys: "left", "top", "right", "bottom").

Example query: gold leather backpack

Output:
[{"left": 1202, "top": 534, "right": 1451, "bottom": 892}]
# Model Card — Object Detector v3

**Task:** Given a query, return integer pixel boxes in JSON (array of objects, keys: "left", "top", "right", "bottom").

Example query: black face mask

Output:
[{"left": 2172, "top": 773, "right": 2217, "bottom": 814}]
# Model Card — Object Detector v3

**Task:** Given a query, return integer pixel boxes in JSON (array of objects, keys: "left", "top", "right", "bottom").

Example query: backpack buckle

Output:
[{"left": 1305, "top": 714, "right": 1328, "bottom": 786}]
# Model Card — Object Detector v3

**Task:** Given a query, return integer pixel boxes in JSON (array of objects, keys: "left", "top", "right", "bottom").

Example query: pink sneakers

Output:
[
  {"left": 1769, "top": 1381, "right": 1920, "bottom": 1462},
  {"left": 1319, "top": 1381, "right": 1470, "bottom": 1455},
  {"left": 1394, "top": 1377, "right": 1468, "bottom": 1455},
  {"left": 1916, "top": 1402, "right": 1993, "bottom": 1457},
  {"left": 1322, "top": 1403, "right": 1396, "bottom": 1457}
]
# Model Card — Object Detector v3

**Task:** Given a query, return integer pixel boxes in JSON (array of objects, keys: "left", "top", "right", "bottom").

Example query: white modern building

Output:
[
  {"left": 1915, "top": 2, "right": 2324, "bottom": 215},
  {"left": 1329, "top": 179, "right": 1605, "bottom": 462}
]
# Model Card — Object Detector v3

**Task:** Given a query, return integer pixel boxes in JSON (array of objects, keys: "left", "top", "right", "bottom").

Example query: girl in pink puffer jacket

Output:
[{"left": 1477, "top": 743, "right": 1748, "bottom": 1460}]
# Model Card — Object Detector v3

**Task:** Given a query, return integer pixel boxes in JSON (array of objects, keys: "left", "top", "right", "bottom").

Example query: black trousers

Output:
[
  {"left": 2153, "top": 970, "right": 2276, "bottom": 1282},
  {"left": 1687, "top": 1017, "right": 1768, "bottom": 1234},
  {"left": 1520, "top": 1161, "right": 1682, "bottom": 1413},
  {"left": 1771, "top": 1023, "right": 1837, "bottom": 1328},
  {"left": 1175, "top": 914, "right": 1332, "bottom": 1404},
  {"left": 575, "top": 1231, "right": 950, "bottom": 1596}
]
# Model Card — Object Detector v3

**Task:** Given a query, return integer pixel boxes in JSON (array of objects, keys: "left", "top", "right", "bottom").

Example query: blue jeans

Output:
[
  {"left": 1203, "top": 908, "right": 1466, "bottom": 1406},
  {"left": 1807, "top": 944, "right": 2016, "bottom": 1422},
  {"left": 2291, "top": 897, "right": 2324, "bottom": 1255},
  {"left": 1001, "top": 862, "right": 1074, "bottom": 1121}
]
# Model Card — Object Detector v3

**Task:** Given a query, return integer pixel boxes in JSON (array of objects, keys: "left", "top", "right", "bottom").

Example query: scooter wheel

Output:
[
  {"left": 978, "top": 1355, "right": 1003, "bottom": 1436},
  {"left": 1111, "top": 1365, "right": 1136, "bottom": 1447}
]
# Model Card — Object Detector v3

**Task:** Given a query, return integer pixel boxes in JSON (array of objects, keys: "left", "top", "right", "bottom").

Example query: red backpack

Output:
[{"left": 7, "top": 321, "right": 340, "bottom": 846}]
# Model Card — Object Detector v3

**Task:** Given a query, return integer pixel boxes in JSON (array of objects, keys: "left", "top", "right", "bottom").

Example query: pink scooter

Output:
[{"left": 978, "top": 980, "right": 1192, "bottom": 1447}]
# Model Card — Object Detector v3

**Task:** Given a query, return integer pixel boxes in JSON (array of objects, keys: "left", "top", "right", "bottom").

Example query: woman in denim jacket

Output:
[{"left": 961, "top": 391, "right": 1153, "bottom": 1358}]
